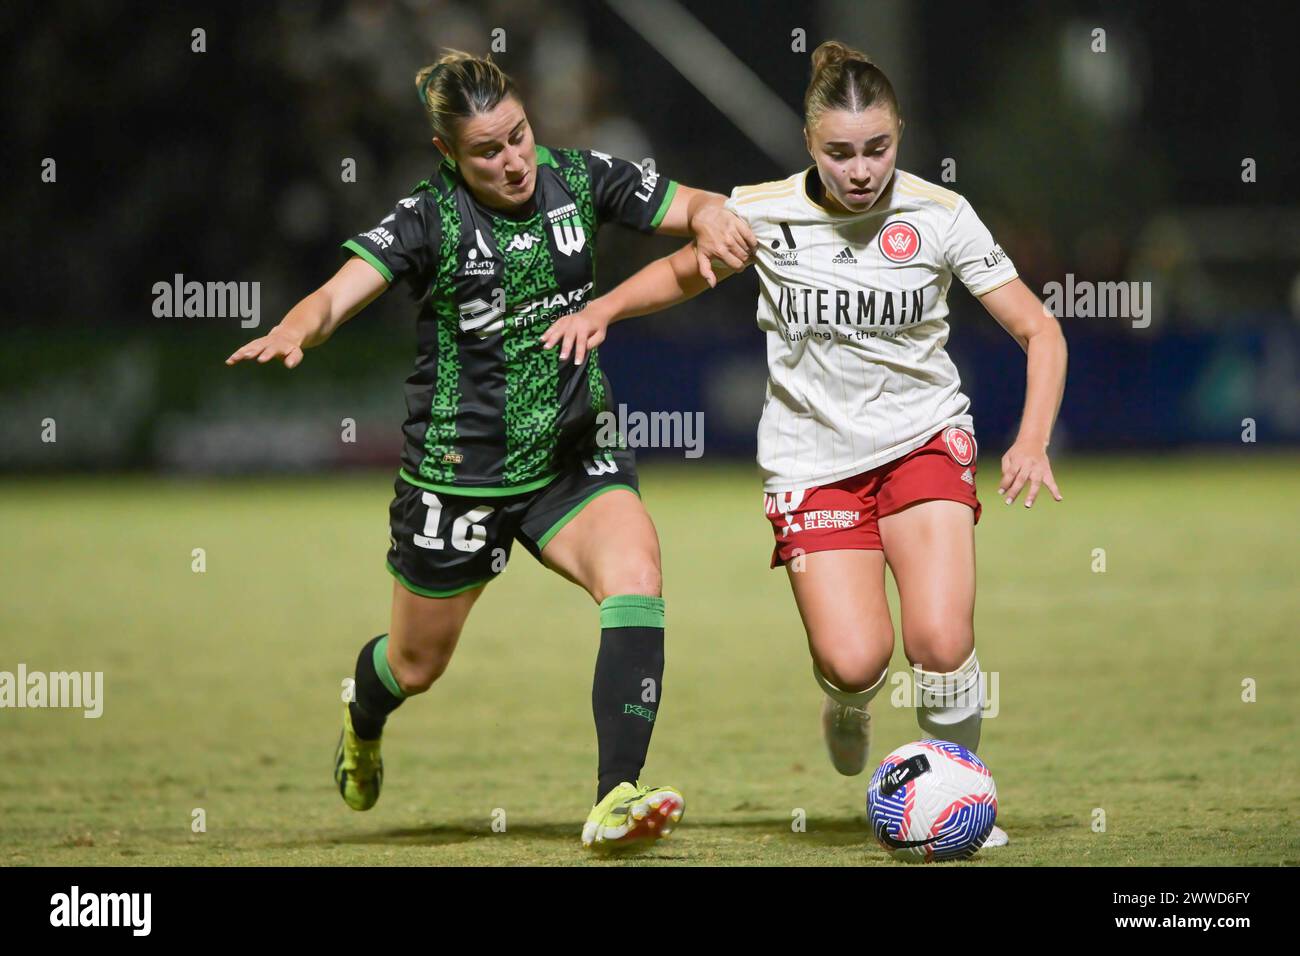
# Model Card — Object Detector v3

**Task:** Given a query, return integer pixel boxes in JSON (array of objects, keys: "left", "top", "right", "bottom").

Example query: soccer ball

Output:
[{"left": 866, "top": 739, "right": 998, "bottom": 863}]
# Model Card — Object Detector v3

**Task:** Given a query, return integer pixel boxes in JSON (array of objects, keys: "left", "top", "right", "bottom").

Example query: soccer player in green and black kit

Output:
[{"left": 226, "top": 50, "right": 756, "bottom": 852}]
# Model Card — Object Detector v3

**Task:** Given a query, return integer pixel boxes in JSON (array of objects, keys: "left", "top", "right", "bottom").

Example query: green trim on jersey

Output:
[
  {"left": 649, "top": 180, "right": 680, "bottom": 230},
  {"left": 399, "top": 468, "right": 557, "bottom": 497},
  {"left": 535, "top": 145, "right": 559, "bottom": 168},
  {"left": 534, "top": 483, "right": 639, "bottom": 552},
  {"left": 341, "top": 239, "right": 395, "bottom": 283},
  {"left": 387, "top": 560, "right": 492, "bottom": 598}
]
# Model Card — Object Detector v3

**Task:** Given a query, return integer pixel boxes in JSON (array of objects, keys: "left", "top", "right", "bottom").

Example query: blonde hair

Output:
[
  {"left": 414, "top": 49, "right": 520, "bottom": 149},
  {"left": 804, "top": 40, "right": 901, "bottom": 129}
]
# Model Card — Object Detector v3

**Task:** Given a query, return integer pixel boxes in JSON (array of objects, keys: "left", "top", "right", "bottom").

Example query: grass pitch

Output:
[{"left": 1, "top": 454, "right": 1297, "bottom": 866}]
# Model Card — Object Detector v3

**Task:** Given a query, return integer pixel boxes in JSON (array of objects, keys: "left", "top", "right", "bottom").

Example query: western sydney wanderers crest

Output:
[
  {"left": 942, "top": 426, "right": 976, "bottom": 466},
  {"left": 879, "top": 220, "right": 921, "bottom": 263}
]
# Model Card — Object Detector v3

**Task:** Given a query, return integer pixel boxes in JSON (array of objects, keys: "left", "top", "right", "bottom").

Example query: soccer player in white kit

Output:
[{"left": 542, "top": 41, "right": 1068, "bottom": 847}]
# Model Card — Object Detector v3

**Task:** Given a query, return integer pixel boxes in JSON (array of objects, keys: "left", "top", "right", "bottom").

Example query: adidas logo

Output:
[
  {"left": 960, "top": 467, "right": 974, "bottom": 486},
  {"left": 832, "top": 246, "right": 857, "bottom": 264}
]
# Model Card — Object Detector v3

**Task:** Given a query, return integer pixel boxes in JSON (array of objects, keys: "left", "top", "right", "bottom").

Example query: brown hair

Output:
[
  {"left": 804, "top": 40, "right": 902, "bottom": 129},
  {"left": 414, "top": 49, "right": 521, "bottom": 149}
]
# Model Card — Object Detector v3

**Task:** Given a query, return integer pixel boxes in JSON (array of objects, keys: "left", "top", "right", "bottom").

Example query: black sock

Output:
[
  {"left": 349, "top": 634, "right": 405, "bottom": 740},
  {"left": 593, "top": 595, "right": 666, "bottom": 802}
]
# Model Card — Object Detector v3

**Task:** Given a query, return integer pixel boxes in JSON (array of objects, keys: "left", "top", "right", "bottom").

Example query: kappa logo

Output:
[
  {"left": 505, "top": 233, "right": 541, "bottom": 253},
  {"left": 590, "top": 150, "right": 615, "bottom": 168},
  {"left": 879, "top": 220, "right": 921, "bottom": 263},
  {"left": 623, "top": 703, "right": 655, "bottom": 722},
  {"left": 942, "top": 426, "right": 977, "bottom": 466},
  {"left": 398, "top": 196, "right": 421, "bottom": 209},
  {"left": 832, "top": 246, "right": 858, "bottom": 264}
]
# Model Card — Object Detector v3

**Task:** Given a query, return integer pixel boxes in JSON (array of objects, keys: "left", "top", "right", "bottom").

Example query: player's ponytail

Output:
[
  {"left": 805, "top": 40, "right": 902, "bottom": 130},
  {"left": 414, "top": 50, "right": 521, "bottom": 150}
]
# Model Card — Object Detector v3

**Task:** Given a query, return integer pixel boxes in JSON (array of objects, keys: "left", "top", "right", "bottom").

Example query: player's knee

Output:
[
  {"left": 816, "top": 645, "right": 892, "bottom": 693},
  {"left": 593, "top": 557, "right": 662, "bottom": 605},
  {"left": 388, "top": 630, "right": 459, "bottom": 694},
  {"left": 906, "top": 624, "right": 974, "bottom": 673}
]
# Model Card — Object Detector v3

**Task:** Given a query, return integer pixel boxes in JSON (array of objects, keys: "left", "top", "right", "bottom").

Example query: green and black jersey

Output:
[{"left": 343, "top": 146, "right": 677, "bottom": 495}]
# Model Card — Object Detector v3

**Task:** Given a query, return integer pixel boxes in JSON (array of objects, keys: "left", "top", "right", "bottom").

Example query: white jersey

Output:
[{"left": 724, "top": 168, "right": 1017, "bottom": 493}]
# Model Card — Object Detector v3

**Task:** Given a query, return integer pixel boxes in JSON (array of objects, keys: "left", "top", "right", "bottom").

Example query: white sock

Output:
[
  {"left": 914, "top": 648, "right": 983, "bottom": 752},
  {"left": 813, "top": 661, "right": 889, "bottom": 708}
]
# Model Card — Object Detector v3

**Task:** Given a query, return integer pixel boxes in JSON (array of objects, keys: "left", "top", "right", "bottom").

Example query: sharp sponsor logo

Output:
[{"left": 457, "top": 282, "right": 594, "bottom": 339}]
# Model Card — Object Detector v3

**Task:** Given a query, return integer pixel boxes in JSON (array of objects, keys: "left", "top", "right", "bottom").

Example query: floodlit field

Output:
[{"left": 2, "top": 455, "right": 1297, "bottom": 865}]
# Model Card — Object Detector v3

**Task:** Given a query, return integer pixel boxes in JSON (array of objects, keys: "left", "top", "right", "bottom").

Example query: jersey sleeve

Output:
[
  {"left": 943, "top": 198, "right": 1017, "bottom": 296},
  {"left": 341, "top": 193, "right": 440, "bottom": 300},
  {"left": 584, "top": 149, "right": 679, "bottom": 232}
]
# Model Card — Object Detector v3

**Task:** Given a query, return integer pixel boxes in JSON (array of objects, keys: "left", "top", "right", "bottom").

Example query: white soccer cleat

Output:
[
  {"left": 821, "top": 697, "right": 873, "bottom": 776},
  {"left": 984, "top": 824, "right": 1009, "bottom": 848}
]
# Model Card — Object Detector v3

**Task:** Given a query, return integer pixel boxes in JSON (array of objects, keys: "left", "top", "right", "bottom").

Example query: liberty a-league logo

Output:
[
  {"left": 462, "top": 228, "right": 496, "bottom": 276},
  {"left": 942, "top": 426, "right": 977, "bottom": 466},
  {"left": 770, "top": 222, "right": 799, "bottom": 267},
  {"left": 879, "top": 220, "right": 921, "bottom": 263},
  {"left": 548, "top": 202, "right": 586, "bottom": 257}
]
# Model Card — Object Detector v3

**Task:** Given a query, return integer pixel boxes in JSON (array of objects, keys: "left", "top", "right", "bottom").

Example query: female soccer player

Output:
[
  {"left": 226, "top": 50, "right": 755, "bottom": 852},
  {"left": 542, "top": 41, "right": 1068, "bottom": 848}
]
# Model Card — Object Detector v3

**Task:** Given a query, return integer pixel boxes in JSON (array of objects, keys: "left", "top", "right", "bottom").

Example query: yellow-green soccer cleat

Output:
[
  {"left": 582, "top": 782, "right": 684, "bottom": 852},
  {"left": 334, "top": 703, "right": 383, "bottom": 811}
]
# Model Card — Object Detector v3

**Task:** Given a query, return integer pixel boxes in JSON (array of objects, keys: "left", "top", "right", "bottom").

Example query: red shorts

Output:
[{"left": 763, "top": 425, "right": 981, "bottom": 567}]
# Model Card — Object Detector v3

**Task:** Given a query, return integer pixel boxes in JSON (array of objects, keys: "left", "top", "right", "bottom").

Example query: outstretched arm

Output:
[
  {"left": 977, "top": 277, "right": 1068, "bottom": 508},
  {"left": 541, "top": 242, "right": 745, "bottom": 365},
  {"left": 225, "top": 257, "right": 388, "bottom": 368},
  {"left": 654, "top": 184, "right": 756, "bottom": 287}
]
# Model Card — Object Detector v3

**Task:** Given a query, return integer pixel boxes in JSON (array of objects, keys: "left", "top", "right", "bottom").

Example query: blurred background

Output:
[{"left": 3, "top": 0, "right": 1298, "bottom": 474}]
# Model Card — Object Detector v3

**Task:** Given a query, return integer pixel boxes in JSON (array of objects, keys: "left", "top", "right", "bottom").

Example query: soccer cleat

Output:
[
  {"left": 581, "top": 782, "right": 684, "bottom": 852},
  {"left": 334, "top": 703, "right": 383, "bottom": 811},
  {"left": 821, "top": 696, "right": 873, "bottom": 776},
  {"left": 983, "top": 824, "right": 1009, "bottom": 848}
]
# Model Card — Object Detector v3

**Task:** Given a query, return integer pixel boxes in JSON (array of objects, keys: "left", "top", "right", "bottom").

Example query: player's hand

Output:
[
  {"left": 691, "top": 205, "right": 756, "bottom": 288},
  {"left": 540, "top": 302, "right": 611, "bottom": 366},
  {"left": 998, "top": 439, "right": 1062, "bottom": 508},
  {"left": 225, "top": 328, "right": 306, "bottom": 369}
]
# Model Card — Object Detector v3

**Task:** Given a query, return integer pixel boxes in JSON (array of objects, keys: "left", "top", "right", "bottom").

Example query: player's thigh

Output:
[
  {"left": 537, "top": 489, "right": 662, "bottom": 603},
  {"left": 786, "top": 549, "right": 894, "bottom": 690},
  {"left": 387, "top": 580, "right": 484, "bottom": 693},
  {"left": 878, "top": 499, "right": 975, "bottom": 672}
]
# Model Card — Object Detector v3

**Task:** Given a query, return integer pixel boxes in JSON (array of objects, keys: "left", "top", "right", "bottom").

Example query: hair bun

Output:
[{"left": 810, "top": 39, "right": 872, "bottom": 76}]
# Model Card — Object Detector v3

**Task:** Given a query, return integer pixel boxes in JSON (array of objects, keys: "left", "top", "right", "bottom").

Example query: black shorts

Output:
[{"left": 386, "top": 448, "right": 639, "bottom": 598}]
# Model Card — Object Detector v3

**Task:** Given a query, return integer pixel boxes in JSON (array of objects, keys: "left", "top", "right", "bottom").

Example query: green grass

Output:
[{"left": 2, "top": 454, "right": 1297, "bottom": 866}]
